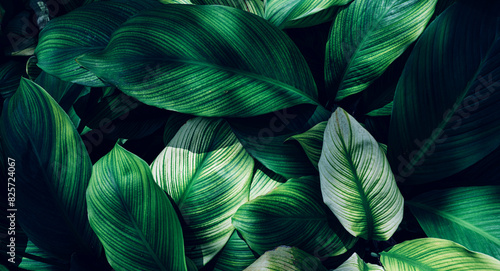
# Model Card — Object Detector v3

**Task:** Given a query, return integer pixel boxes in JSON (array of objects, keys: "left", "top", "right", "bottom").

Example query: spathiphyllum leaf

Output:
[
  {"left": 190, "top": 0, "right": 264, "bottom": 16},
  {"left": 232, "top": 176, "right": 357, "bottom": 257},
  {"left": 0, "top": 78, "right": 101, "bottom": 260},
  {"left": 19, "top": 240, "right": 69, "bottom": 271},
  {"left": 388, "top": 3, "right": 500, "bottom": 183},
  {"left": 249, "top": 163, "right": 286, "bottom": 201},
  {"left": 151, "top": 117, "right": 254, "bottom": 267},
  {"left": 407, "top": 186, "right": 500, "bottom": 260},
  {"left": 325, "top": 0, "right": 438, "bottom": 102},
  {"left": 35, "top": 0, "right": 161, "bottom": 87},
  {"left": 76, "top": 5, "right": 318, "bottom": 117},
  {"left": 86, "top": 144, "right": 187, "bottom": 271},
  {"left": 213, "top": 231, "right": 258, "bottom": 271},
  {"left": 380, "top": 238, "right": 500, "bottom": 270},
  {"left": 264, "top": 0, "right": 352, "bottom": 29},
  {"left": 318, "top": 108, "right": 404, "bottom": 241},
  {"left": 286, "top": 121, "right": 327, "bottom": 169},
  {"left": 244, "top": 246, "right": 327, "bottom": 271},
  {"left": 334, "top": 253, "right": 384, "bottom": 271}
]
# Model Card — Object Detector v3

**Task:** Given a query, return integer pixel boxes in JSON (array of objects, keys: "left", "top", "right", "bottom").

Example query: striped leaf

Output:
[
  {"left": 190, "top": 0, "right": 264, "bottom": 16},
  {"left": 388, "top": 3, "right": 500, "bottom": 183},
  {"left": 213, "top": 231, "right": 258, "bottom": 271},
  {"left": 264, "top": 0, "right": 352, "bottom": 29},
  {"left": 325, "top": 0, "right": 437, "bottom": 102},
  {"left": 76, "top": 5, "right": 318, "bottom": 117},
  {"left": 286, "top": 121, "right": 327, "bottom": 169},
  {"left": 366, "top": 102, "right": 393, "bottom": 117},
  {"left": 334, "top": 253, "right": 384, "bottom": 271},
  {"left": 232, "top": 176, "right": 357, "bottom": 257},
  {"left": 244, "top": 246, "right": 327, "bottom": 271},
  {"left": 407, "top": 186, "right": 500, "bottom": 260},
  {"left": 380, "top": 238, "right": 500, "bottom": 270},
  {"left": 86, "top": 144, "right": 187, "bottom": 271},
  {"left": 151, "top": 117, "right": 254, "bottom": 267},
  {"left": 228, "top": 105, "right": 330, "bottom": 179},
  {"left": 249, "top": 163, "right": 286, "bottom": 201},
  {"left": 19, "top": 240, "right": 69, "bottom": 271},
  {"left": 283, "top": 6, "right": 339, "bottom": 29},
  {"left": 35, "top": 0, "right": 161, "bottom": 87},
  {"left": 318, "top": 108, "right": 404, "bottom": 241},
  {"left": 0, "top": 78, "right": 101, "bottom": 260}
]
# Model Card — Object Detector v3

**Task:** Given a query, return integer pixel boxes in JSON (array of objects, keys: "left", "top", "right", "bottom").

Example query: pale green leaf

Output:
[
  {"left": 244, "top": 246, "right": 327, "bottom": 271},
  {"left": 334, "top": 253, "right": 384, "bottom": 271}
]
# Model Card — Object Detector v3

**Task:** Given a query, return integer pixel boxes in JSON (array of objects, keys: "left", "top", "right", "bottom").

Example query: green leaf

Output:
[
  {"left": 325, "top": 0, "right": 437, "bottom": 102},
  {"left": 249, "top": 163, "right": 286, "bottom": 201},
  {"left": 388, "top": 3, "right": 500, "bottom": 183},
  {"left": 0, "top": 61, "right": 24, "bottom": 99},
  {"left": 213, "top": 231, "right": 258, "bottom": 271},
  {"left": 35, "top": 0, "right": 161, "bottom": 87},
  {"left": 162, "top": 112, "right": 193, "bottom": 146},
  {"left": 264, "top": 0, "right": 351, "bottom": 29},
  {"left": 244, "top": 246, "right": 327, "bottom": 271},
  {"left": 151, "top": 117, "right": 254, "bottom": 267},
  {"left": 0, "top": 78, "right": 101, "bottom": 260},
  {"left": 286, "top": 121, "right": 327, "bottom": 169},
  {"left": 232, "top": 176, "right": 357, "bottom": 257},
  {"left": 19, "top": 240, "right": 69, "bottom": 271},
  {"left": 366, "top": 101, "right": 393, "bottom": 117},
  {"left": 318, "top": 108, "right": 404, "bottom": 241},
  {"left": 190, "top": 0, "right": 264, "bottom": 16},
  {"left": 283, "top": 6, "right": 339, "bottom": 29},
  {"left": 334, "top": 253, "right": 384, "bottom": 271},
  {"left": 86, "top": 144, "right": 187, "bottom": 271},
  {"left": 228, "top": 105, "right": 330, "bottom": 179},
  {"left": 76, "top": 5, "right": 318, "bottom": 117},
  {"left": 380, "top": 238, "right": 500, "bottom": 270},
  {"left": 407, "top": 186, "right": 500, "bottom": 260}
]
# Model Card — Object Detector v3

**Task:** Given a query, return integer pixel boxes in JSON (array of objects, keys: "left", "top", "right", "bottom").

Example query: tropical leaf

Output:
[
  {"left": 283, "top": 6, "right": 340, "bottom": 29},
  {"left": 244, "top": 246, "right": 327, "bottom": 271},
  {"left": 0, "top": 78, "right": 101, "bottom": 260},
  {"left": 0, "top": 61, "right": 24, "bottom": 99},
  {"left": 264, "top": 0, "right": 351, "bottom": 29},
  {"left": 380, "top": 238, "right": 500, "bottom": 270},
  {"left": 190, "top": 0, "right": 264, "bottom": 16},
  {"left": 151, "top": 117, "right": 254, "bottom": 267},
  {"left": 334, "top": 253, "right": 384, "bottom": 271},
  {"left": 367, "top": 102, "right": 393, "bottom": 117},
  {"left": 35, "top": 0, "right": 161, "bottom": 87},
  {"left": 228, "top": 105, "right": 330, "bottom": 179},
  {"left": 249, "top": 162, "right": 286, "bottom": 201},
  {"left": 163, "top": 112, "right": 193, "bottom": 146},
  {"left": 76, "top": 5, "right": 318, "bottom": 117},
  {"left": 35, "top": 72, "right": 88, "bottom": 112},
  {"left": 86, "top": 144, "right": 187, "bottom": 271},
  {"left": 325, "top": 0, "right": 437, "bottom": 102},
  {"left": 318, "top": 108, "right": 404, "bottom": 241},
  {"left": 18, "top": 240, "right": 69, "bottom": 271},
  {"left": 286, "top": 121, "right": 326, "bottom": 169},
  {"left": 232, "top": 176, "right": 357, "bottom": 257},
  {"left": 388, "top": 2, "right": 500, "bottom": 183},
  {"left": 213, "top": 231, "right": 258, "bottom": 271},
  {"left": 407, "top": 186, "right": 500, "bottom": 260}
]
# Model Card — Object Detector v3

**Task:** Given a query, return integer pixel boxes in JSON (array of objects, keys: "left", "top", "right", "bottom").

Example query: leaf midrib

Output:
[
  {"left": 407, "top": 201, "right": 500, "bottom": 246},
  {"left": 336, "top": 111, "right": 374, "bottom": 238},
  {"left": 110, "top": 170, "right": 167, "bottom": 271},
  {"left": 81, "top": 55, "right": 319, "bottom": 104}
]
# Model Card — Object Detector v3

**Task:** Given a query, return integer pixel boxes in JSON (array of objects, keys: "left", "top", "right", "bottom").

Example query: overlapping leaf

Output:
[
  {"left": 249, "top": 163, "right": 286, "bottom": 201},
  {"left": 244, "top": 246, "right": 327, "bottom": 271},
  {"left": 380, "top": 238, "right": 500, "bottom": 270},
  {"left": 318, "top": 108, "right": 404, "bottom": 241},
  {"left": 286, "top": 121, "right": 327, "bottom": 169},
  {"left": 388, "top": 3, "right": 500, "bottom": 183},
  {"left": 232, "top": 176, "right": 357, "bottom": 257},
  {"left": 213, "top": 231, "right": 258, "bottom": 271},
  {"left": 325, "top": 0, "right": 437, "bottom": 102},
  {"left": 18, "top": 240, "right": 69, "bottom": 271},
  {"left": 151, "top": 117, "right": 254, "bottom": 267},
  {"left": 334, "top": 253, "right": 384, "bottom": 271},
  {"left": 35, "top": 0, "right": 161, "bottom": 86},
  {"left": 190, "top": 0, "right": 264, "bottom": 16},
  {"left": 408, "top": 186, "right": 500, "bottom": 260},
  {"left": 77, "top": 5, "right": 318, "bottom": 117},
  {"left": 86, "top": 144, "right": 187, "bottom": 271},
  {"left": 0, "top": 78, "right": 101, "bottom": 260},
  {"left": 264, "top": 0, "right": 351, "bottom": 29}
]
